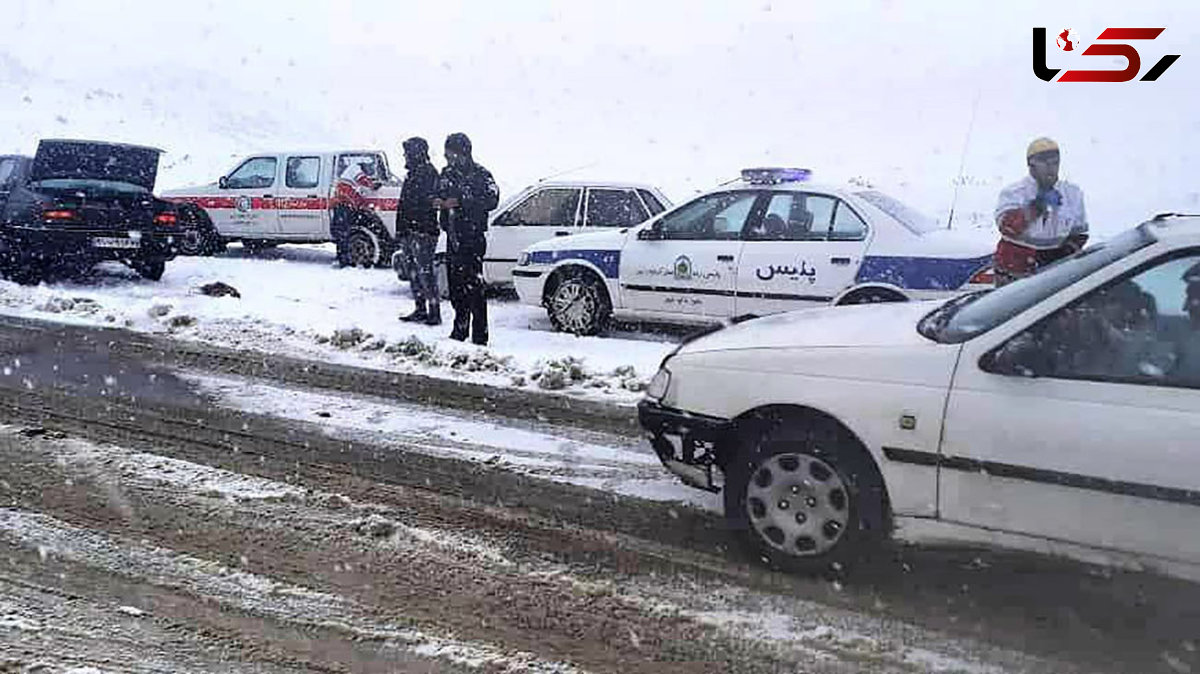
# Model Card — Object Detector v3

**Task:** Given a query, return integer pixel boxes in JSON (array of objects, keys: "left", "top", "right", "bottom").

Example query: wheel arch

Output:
[
  {"left": 726, "top": 403, "right": 894, "bottom": 532},
  {"left": 541, "top": 260, "right": 615, "bottom": 307},
  {"left": 832, "top": 283, "right": 910, "bottom": 306}
]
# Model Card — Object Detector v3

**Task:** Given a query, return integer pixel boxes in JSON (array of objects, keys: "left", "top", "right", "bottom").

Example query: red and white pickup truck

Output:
[{"left": 163, "top": 150, "right": 401, "bottom": 266}]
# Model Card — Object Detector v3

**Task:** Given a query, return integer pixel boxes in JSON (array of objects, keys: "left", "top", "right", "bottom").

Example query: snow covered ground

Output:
[{"left": 0, "top": 244, "right": 678, "bottom": 403}]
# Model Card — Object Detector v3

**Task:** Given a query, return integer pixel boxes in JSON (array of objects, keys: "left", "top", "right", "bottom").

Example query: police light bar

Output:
[{"left": 740, "top": 167, "right": 812, "bottom": 185}]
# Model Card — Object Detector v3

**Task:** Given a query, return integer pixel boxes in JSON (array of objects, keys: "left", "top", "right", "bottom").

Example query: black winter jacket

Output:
[
  {"left": 397, "top": 161, "right": 440, "bottom": 236},
  {"left": 437, "top": 162, "right": 499, "bottom": 242}
]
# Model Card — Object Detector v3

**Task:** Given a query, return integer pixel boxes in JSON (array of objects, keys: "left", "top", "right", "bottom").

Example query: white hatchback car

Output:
[
  {"left": 393, "top": 180, "right": 671, "bottom": 288},
  {"left": 514, "top": 168, "right": 996, "bottom": 334},
  {"left": 640, "top": 215, "right": 1200, "bottom": 577}
]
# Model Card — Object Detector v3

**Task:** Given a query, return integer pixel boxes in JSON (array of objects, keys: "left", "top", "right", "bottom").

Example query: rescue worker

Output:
[
  {"left": 993, "top": 137, "right": 1088, "bottom": 286},
  {"left": 436, "top": 133, "right": 499, "bottom": 344},
  {"left": 397, "top": 137, "right": 442, "bottom": 325},
  {"left": 330, "top": 158, "right": 381, "bottom": 267}
]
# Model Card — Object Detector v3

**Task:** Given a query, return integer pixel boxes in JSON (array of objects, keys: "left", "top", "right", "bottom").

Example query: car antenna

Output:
[
  {"left": 946, "top": 88, "right": 982, "bottom": 230},
  {"left": 536, "top": 161, "right": 599, "bottom": 183}
]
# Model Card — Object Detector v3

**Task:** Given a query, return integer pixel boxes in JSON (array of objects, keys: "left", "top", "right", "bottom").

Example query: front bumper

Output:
[
  {"left": 637, "top": 399, "right": 735, "bottom": 493},
  {"left": 513, "top": 268, "right": 547, "bottom": 306}
]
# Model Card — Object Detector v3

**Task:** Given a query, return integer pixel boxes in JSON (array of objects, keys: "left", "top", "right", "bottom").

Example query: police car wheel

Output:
[
  {"left": 548, "top": 270, "right": 610, "bottom": 336},
  {"left": 724, "top": 411, "right": 889, "bottom": 577},
  {"left": 840, "top": 289, "right": 905, "bottom": 305},
  {"left": 346, "top": 226, "right": 382, "bottom": 268}
]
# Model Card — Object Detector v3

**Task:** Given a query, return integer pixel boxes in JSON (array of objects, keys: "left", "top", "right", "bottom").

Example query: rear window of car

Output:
[{"left": 637, "top": 189, "right": 666, "bottom": 215}]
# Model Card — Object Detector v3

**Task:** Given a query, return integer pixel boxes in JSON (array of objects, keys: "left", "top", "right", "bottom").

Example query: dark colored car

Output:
[{"left": 0, "top": 139, "right": 180, "bottom": 285}]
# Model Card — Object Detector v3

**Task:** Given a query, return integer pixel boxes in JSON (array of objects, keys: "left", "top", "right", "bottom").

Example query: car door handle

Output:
[
  {"left": 307, "top": 194, "right": 319, "bottom": 199},
  {"left": 717, "top": 254, "right": 735, "bottom": 262},
  {"left": 262, "top": 194, "right": 274, "bottom": 198},
  {"left": 830, "top": 257, "right": 851, "bottom": 265},
  {"left": 555, "top": 230, "right": 571, "bottom": 236}
]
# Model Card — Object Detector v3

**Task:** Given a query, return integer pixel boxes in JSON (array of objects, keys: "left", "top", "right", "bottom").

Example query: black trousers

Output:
[{"left": 447, "top": 235, "right": 488, "bottom": 340}]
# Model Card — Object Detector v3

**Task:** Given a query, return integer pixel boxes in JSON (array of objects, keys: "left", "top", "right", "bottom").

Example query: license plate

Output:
[{"left": 91, "top": 237, "right": 141, "bottom": 250}]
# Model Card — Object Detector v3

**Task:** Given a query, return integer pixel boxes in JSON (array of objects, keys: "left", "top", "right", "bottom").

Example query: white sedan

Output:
[{"left": 640, "top": 214, "right": 1200, "bottom": 577}]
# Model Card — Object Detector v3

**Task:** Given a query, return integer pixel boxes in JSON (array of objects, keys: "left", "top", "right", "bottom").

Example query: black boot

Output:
[
  {"left": 400, "top": 301, "right": 427, "bottom": 322},
  {"left": 470, "top": 293, "right": 489, "bottom": 345},
  {"left": 424, "top": 302, "right": 442, "bottom": 326},
  {"left": 449, "top": 312, "right": 469, "bottom": 341}
]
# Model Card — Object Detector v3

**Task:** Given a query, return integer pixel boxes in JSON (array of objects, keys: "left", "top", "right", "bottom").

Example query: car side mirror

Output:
[
  {"left": 637, "top": 223, "right": 663, "bottom": 240},
  {"left": 218, "top": 176, "right": 230, "bottom": 189},
  {"left": 980, "top": 333, "right": 1046, "bottom": 378}
]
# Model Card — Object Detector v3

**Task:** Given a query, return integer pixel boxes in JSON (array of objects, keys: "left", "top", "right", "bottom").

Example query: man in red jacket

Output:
[
  {"left": 993, "top": 138, "right": 1088, "bottom": 286},
  {"left": 330, "top": 158, "right": 382, "bottom": 267}
]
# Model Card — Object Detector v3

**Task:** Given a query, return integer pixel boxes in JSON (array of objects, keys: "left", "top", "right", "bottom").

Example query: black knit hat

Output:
[
  {"left": 402, "top": 137, "right": 429, "bottom": 158},
  {"left": 445, "top": 132, "right": 472, "bottom": 158}
]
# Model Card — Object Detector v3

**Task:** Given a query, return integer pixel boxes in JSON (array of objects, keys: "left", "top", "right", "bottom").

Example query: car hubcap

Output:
[
  {"left": 746, "top": 452, "right": 849, "bottom": 557},
  {"left": 552, "top": 280, "right": 596, "bottom": 332},
  {"left": 349, "top": 232, "right": 377, "bottom": 266}
]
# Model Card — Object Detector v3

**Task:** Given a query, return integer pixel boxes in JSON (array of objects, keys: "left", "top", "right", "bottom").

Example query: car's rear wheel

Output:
[
  {"left": 839, "top": 288, "right": 906, "bottom": 305},
  {"left": 5, "top": 263, "right": 44, "bottom": 286},
  {"left": 130, "top": 257, "right": 166, "bottom": 281},
  {"left": 345, "top": 225, "right": 383, "bottom": 268},
  {"left": 547, "top": 268, "right": 611, "bottom": 336},
  {"left": 724, "top": 411, "right": 889, "bottom": 576}
]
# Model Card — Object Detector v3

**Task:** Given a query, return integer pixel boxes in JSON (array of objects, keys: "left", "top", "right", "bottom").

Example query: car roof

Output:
[
  {"left": 1145, "top": 214, "right": 1200, "bottom": 240},
  {"left": 713, "top": 180, "right": 855, "bottom": 196},
  {"left": 524, "top": 180, "right": 664, "bottom": 191}
]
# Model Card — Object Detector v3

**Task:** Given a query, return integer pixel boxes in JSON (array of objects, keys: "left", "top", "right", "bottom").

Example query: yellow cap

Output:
[{"left": 1026, "top": 137, "right": 1060, "bottom": 159}]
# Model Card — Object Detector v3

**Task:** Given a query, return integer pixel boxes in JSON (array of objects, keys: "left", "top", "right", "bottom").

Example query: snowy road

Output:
[{"left": 0, "top": 319, "right": 1198, "bottom": 672}]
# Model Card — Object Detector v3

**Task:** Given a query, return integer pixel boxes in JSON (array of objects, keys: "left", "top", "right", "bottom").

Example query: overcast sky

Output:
[{"left": 1, "top": 0, "right": 1197, "bottom": 231}]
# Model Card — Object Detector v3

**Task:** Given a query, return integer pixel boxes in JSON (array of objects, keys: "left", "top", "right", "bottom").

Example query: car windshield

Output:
[
  {"left": 853, "top": 189, "right": 941, "bottom": 234},
  {"left": 919, "top": 225, "right": 1156, "bottom": 343}
]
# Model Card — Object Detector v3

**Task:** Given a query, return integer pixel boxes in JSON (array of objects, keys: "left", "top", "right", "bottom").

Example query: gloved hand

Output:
[{"left": 1031, "top": 188, "right": 1062, "bottom": 217}]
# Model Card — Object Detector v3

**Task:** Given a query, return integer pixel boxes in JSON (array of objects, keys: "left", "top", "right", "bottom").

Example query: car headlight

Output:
[
  {"left": 517, "top": 252, "right": 530, "bottom": 266},
  {"left": 645, "top": 366, "right": 671, "bottom": 401}
]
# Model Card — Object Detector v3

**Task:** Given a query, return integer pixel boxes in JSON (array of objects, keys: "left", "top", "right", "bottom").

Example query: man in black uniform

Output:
[
  {"left": 436, "top": 133, "right": 499, "bottom": 345},
  {"left": 397, "top": 137, "right": 442, "bottom": 325}
]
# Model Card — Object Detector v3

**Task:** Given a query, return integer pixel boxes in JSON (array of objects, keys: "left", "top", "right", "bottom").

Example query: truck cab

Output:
[{"left": 164, "top": 150, "right": 401, "bottom": 267}]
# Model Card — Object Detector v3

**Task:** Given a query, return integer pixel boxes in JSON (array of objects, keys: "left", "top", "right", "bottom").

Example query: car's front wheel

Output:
[
  {"left": 724, "top": 411, "right": 889, "bottom": 575},
  {"left": 546, "top": 268, "right": 611, "bottom": 335}
]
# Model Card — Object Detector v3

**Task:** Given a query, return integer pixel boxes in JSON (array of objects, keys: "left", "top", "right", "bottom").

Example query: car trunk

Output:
[{"left": 28, "top": 140, "right": 164, "bottom": 232}]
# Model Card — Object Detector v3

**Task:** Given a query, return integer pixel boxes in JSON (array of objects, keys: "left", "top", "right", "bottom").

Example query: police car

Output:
[{"left": 513, "top": 168, "right": 996, "bottom": 334}]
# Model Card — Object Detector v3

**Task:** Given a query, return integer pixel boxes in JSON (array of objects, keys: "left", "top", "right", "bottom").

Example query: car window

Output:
[
  {"left": 853, "top": 189, "right": 940, "bottom": 234},
  {"left": 285, "top": 156, "right": 320, "bottom": 189},
  {"left": 831, "top": 201, "right": 868, "bottom": 241},
  {"left": 335, "top": 154, "right": 379, "bottom": 180},
  {"left": 502, "top": 188, "right": 580, "bottom": 226},
  {"left": 988, "top": 250, "right": 1200, "bottom": 389},
  {"left": 586, "top": 189, "right": 648, "bottom": 227},
  {"left": 745, "top": 193, "right": 834, "bottom": 241},
  {"left": 658, "top": 191, "right": 758, "bottom": 241},
  {"left": 0, "top": 158, "right": 17, "bottom": 187},
  {"left": 637, "top": 189, "right": 666, "bottom": 215},
  {"left": 226, "top": 157, "right": 277, "bottom": 189}
]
